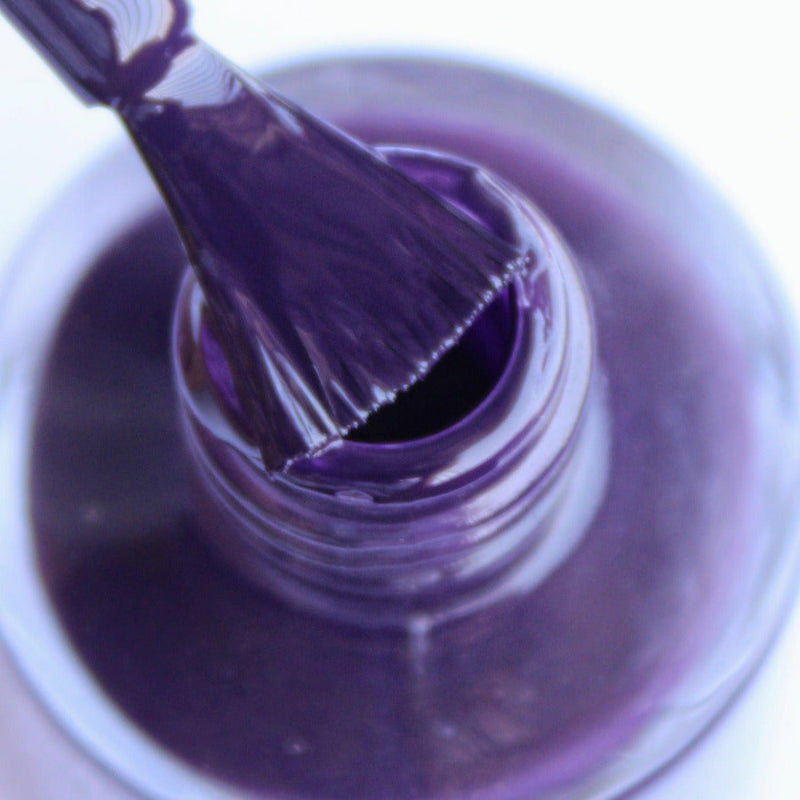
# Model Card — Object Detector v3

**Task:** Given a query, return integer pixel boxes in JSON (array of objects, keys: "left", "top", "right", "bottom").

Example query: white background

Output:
[{"left": 0, "top": 1, "right": 798, "bottom": 798}]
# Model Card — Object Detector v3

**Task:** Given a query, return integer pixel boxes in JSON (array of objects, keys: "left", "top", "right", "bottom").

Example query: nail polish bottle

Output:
[{"left": 1, "top": 56, "right": 799, "bottom": 800}]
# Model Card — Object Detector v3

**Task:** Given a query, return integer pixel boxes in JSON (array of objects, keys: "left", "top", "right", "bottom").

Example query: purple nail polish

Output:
[{"left": 1, "top": 57, "right": 799, "bottom": 800}]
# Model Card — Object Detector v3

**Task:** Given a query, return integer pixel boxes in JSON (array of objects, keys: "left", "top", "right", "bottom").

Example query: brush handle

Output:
[{"left": 0, "top": 0, "right": 190, "bottom": 105}]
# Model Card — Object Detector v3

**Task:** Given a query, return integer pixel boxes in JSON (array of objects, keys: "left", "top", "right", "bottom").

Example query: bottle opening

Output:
[{"left": 348, "top": 287, "right": 516, "bottom": 444}]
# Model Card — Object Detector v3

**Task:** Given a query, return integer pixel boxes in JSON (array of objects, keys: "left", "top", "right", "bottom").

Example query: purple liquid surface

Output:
[{"left": 29, "top": 117, "right": 754, "bottom": 799}]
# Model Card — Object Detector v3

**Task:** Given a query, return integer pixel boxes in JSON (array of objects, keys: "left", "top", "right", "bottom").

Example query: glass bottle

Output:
[{"left": 1, "top": 56, "right": 799, "bottom": 800}]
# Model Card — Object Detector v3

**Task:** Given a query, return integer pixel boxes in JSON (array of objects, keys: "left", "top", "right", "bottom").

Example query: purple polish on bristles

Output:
[{"left": 0, "top": 0, "right": 530, "bottom": 469}]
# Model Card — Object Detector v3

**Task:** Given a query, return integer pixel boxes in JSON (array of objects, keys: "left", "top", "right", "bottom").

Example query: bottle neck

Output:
[{"left": 172, "top": 146, "right": 608, "bottom": 629}]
